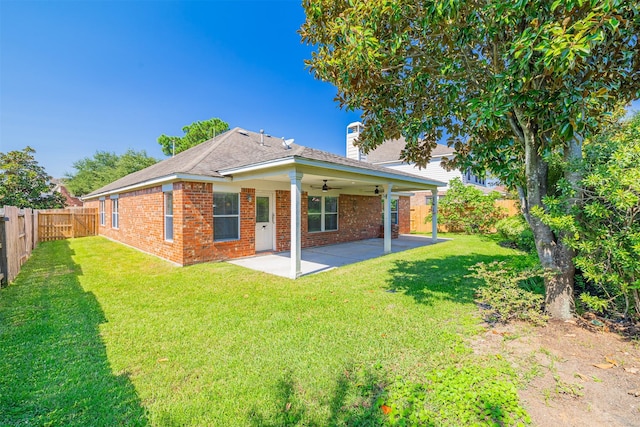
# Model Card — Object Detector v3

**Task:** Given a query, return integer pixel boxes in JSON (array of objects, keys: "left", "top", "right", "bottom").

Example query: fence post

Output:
[{"left": 0, "top": 213, "right": 7, "bottom": 287}]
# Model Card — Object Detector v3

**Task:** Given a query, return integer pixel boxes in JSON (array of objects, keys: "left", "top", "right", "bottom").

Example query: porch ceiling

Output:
[{"left": 226, "top": 163, "right": 441, "bottom": 195}]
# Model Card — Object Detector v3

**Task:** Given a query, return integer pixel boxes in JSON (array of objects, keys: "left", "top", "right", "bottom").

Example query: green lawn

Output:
[{"left": 0, "top": 235, "right": 535, "bottom": 426}]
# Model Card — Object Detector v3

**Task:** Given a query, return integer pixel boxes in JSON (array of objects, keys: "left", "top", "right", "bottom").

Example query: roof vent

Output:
[{"left": 260, "top": 129, "right": 265, "bottom": 146}]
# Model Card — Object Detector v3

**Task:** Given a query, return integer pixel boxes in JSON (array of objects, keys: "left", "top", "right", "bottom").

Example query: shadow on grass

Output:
[
  {"left": 386, "top": 253, "right": 525, "bottom": 306},
  {"left": 0, "top": 240, "right": 148, "bottom": 426},
  {"left": 247, "top": 366, "right": 387, "bottom": 426}
]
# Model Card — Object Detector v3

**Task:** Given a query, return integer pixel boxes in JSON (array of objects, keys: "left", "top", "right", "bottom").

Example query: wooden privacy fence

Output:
[
  {"left": 38, "top": 208, "right": 98, "bottom": 242},
  {"left": 0, "top": 206, "right": 98, "bottom": 286},
  {"left": 410, "top": 199, "right": 519, "bottom": 234},
  {"left": 0, "top": 206, "right": 37, "bottom": 286}
]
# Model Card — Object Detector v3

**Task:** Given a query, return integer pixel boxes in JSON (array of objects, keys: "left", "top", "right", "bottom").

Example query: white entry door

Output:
[{"left": 255, "top": 193, "right": 274, "bottom": 251}]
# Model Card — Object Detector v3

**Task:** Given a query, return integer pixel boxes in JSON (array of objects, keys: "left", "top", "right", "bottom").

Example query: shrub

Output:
[
  {"left": 495, "top": 215, "right": 535, "bottom": 252},
  {"left": 469, "top": 261, "right": 548, "bottom": 326},
  {"left": 433, "top": 178, "right": 507, "bottom": 234}
]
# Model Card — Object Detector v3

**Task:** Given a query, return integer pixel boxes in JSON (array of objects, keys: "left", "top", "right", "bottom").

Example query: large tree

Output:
[
  {"left": 0, "top": 146, "right": 66, "bottom": 209},
  {"left": 301, "top": 0, "right": 640, "bottom": 319},
  {"left": 157, "top": 117, "right": 229, "bottom": 156},
  {"left": 64, "top": 149, "right": 158, "bottom": 196}
]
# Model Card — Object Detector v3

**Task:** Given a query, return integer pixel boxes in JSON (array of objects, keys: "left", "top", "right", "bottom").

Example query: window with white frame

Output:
[
  {"left": 111, "top": 197, "right": 119, "bottom": 229},
  {"left": 381, "top": 198, "right": 399, "bottom": 225},
  {"left": 308, "top": 196, "right": 338, "bottom": 232},
  {"left": 99, "top": 199, "right": 105, "bottom": 226},
  {"left": 391, "top": 198, "right": 398, "bottom": 224},
  {"left": 164, "top": 191, "right": 173, "bottom": 241},
  {"left": 213, "top": 192, "right": 239, "bottom": 241}
]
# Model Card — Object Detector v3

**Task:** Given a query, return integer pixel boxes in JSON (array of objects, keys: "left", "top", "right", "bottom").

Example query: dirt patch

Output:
[{"left": 471, "top": 320, "right": 640, "bottom": 426}]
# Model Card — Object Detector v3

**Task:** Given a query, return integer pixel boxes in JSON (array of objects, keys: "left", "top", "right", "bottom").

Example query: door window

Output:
[{"left": 256, "top": 196, "right": 269, "bottom": 223}]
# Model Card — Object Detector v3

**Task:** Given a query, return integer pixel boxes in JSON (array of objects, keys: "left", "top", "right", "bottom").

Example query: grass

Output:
[{"left": 0, "top": 234, "right": 536, "bottom": 426}]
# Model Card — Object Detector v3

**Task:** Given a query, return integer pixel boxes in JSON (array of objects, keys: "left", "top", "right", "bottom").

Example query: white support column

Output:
[
  {"left": 289, "top": 171, "right": 303, "bottom": 279},
  {"left": 383, "top": 184, "right": 393, "bottom": 253},
  {"left": 431, "top": 188, "right": 438, "bottom": 243}
]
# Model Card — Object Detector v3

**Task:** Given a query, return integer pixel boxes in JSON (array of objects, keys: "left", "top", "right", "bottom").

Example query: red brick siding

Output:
[
  {"left": 398, "top": 196, "right": 411, "bottom": 234},
  {"left": 275, "top": 190, "right": 291, "bottom": 252},
  {"left": 88, "top": 186, "right": 183, "bottom": 264},
  {"left": 276, "top": 192, "right": 382, "bottom": 251},
  {"left": 88, "top": 183, "right": 256, "bottom": 265},
  {"left": 179, "top": 184, "right": 256, "bottom": 265},
  {"left": 410, "top": 191, "right": 431, "bottom": 206}
]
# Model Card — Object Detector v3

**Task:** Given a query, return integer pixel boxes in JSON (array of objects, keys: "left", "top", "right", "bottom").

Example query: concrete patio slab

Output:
[{"left": 228, "top": 234, "right": 448, "bottom": 278}]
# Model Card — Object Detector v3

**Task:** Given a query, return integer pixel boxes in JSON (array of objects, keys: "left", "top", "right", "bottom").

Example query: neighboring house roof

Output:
[
  {"left": 84, "top": 127, "right": 445, "bottom": 199},
  {"left": 366, "top": 137, "right": 455, "bottom": 164},
  {"left": 51, "top": 180, "right": 83, "bottom": 207}
]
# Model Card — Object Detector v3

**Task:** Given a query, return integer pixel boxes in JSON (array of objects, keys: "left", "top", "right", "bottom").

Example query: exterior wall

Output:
[
  {"left": 276, "top": 192, "right": 382, "bottom": 252},
  {"left": 381, "top": 158, "right": 462, "bottom": 191},
  {"left": 87, "top": 185, "right": 182, "bottom": 264},
  {"left": 89, "top": 185, "right": 389, "bottom": 266},
  {"left": 275, "top": 190, "right": 291, "bottom": 252},
  {"left": 179, "top": 183, "right": 255, "bottom": 265},
  {"left": 410, "top": 191, "right": 441, "bottom": 206},
  {"left": 398, "top": 196, "right": 411, "bottom": 234},
  {"left": 88, "top": 182, "right": 256, "bottom": 266}
]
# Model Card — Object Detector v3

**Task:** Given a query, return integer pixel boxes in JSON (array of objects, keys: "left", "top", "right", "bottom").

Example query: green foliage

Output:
[
  {"left": 64, "top": 149, "right": 158, "bottom": 196},
  {"left": 157, "top": 117, "right": 229, "bottom": 156},
  {"left": 573, "top": 112, "right": 640, "bottom": 316},
  {"left": 0, "top": 146, "right": 66, "bottom": 209},
  {"left": 540, "top": 113, "right": 640, "bottom": 316},
  {"left": 496, "top": 215, "right": 536, "bottom": 252},
  {"left": 383, "top": 364, "right": 530, "bottom": 426},
  {"left": 469, "top": 261, "right": 548, "bottom": 326},
  {"left": 578, "top": 293, "right": 610, "bottom": 314},
  {"left": 435, "top": 178, "right": 506, "bottom": 234}
]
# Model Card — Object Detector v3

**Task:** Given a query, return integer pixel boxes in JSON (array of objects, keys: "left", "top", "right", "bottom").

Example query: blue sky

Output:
[
  {"left": 1, "top": 0, "right": 361, "bottom": 178},
  {"left": 1, "top": 1, "right": 638, "bottom": 180}
]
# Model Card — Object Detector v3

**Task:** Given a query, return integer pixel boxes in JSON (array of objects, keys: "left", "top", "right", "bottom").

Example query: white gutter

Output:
[{"left": 82, "top": 173, "right": 231, "bottom": 200}]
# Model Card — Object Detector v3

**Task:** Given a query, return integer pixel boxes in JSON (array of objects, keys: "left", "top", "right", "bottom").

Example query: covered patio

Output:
[{"left": 228, "top": 234, "right": 449, "bottom": 278}]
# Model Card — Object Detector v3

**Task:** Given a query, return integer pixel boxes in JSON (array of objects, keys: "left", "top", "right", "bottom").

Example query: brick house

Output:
[{"left": 83, "top": 128, "right": 443, "bottom": 278}]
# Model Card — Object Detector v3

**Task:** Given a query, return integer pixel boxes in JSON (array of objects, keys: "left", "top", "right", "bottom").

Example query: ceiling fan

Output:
[
  {"left": 311, "top": 180, "right": 343, "bottom": 192},
  {"left": 365, "top": 185, "right": 383, "bottom": 195}
]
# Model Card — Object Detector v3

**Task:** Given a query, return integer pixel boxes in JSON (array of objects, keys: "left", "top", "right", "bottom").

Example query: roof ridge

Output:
[{"left": 181, "top": 127, "right": 239, "bottom": 173}]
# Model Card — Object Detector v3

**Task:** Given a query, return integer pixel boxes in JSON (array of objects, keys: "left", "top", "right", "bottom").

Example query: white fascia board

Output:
[
  {"left": 82, "top": 174, "right": 231, "bottom": 200},
  {"left": 218, "top": 157, "right": 296, "bottom": 175},
  {"left": 390, "top": 192, "right": 416, "bottom": 197}
]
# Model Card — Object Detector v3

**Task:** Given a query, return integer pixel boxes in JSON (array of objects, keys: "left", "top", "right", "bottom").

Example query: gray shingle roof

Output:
[
  {"left": 85, "top": 128, "right": 443, "bottom": 197},
  {"left": 366, "top": 136, "right": 454, "bottom": 164}
]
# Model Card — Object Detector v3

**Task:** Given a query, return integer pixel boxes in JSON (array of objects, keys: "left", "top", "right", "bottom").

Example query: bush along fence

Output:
[
  {"left": 0, "top": 206, "right": 97, "bottom": 286},
  {"left": 410, "top": 199, "right": 519, "bottom": 234}
]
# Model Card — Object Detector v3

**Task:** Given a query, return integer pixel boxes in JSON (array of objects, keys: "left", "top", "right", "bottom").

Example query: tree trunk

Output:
[
  {"left": 515, "top": 109, "right": 577, "bottom": 320},
  {"left": 633, "top": 289, "right": 640, "bottom": 316},
  {"left": 543, "top": 242, "right": 575, "bottom": 319}
]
